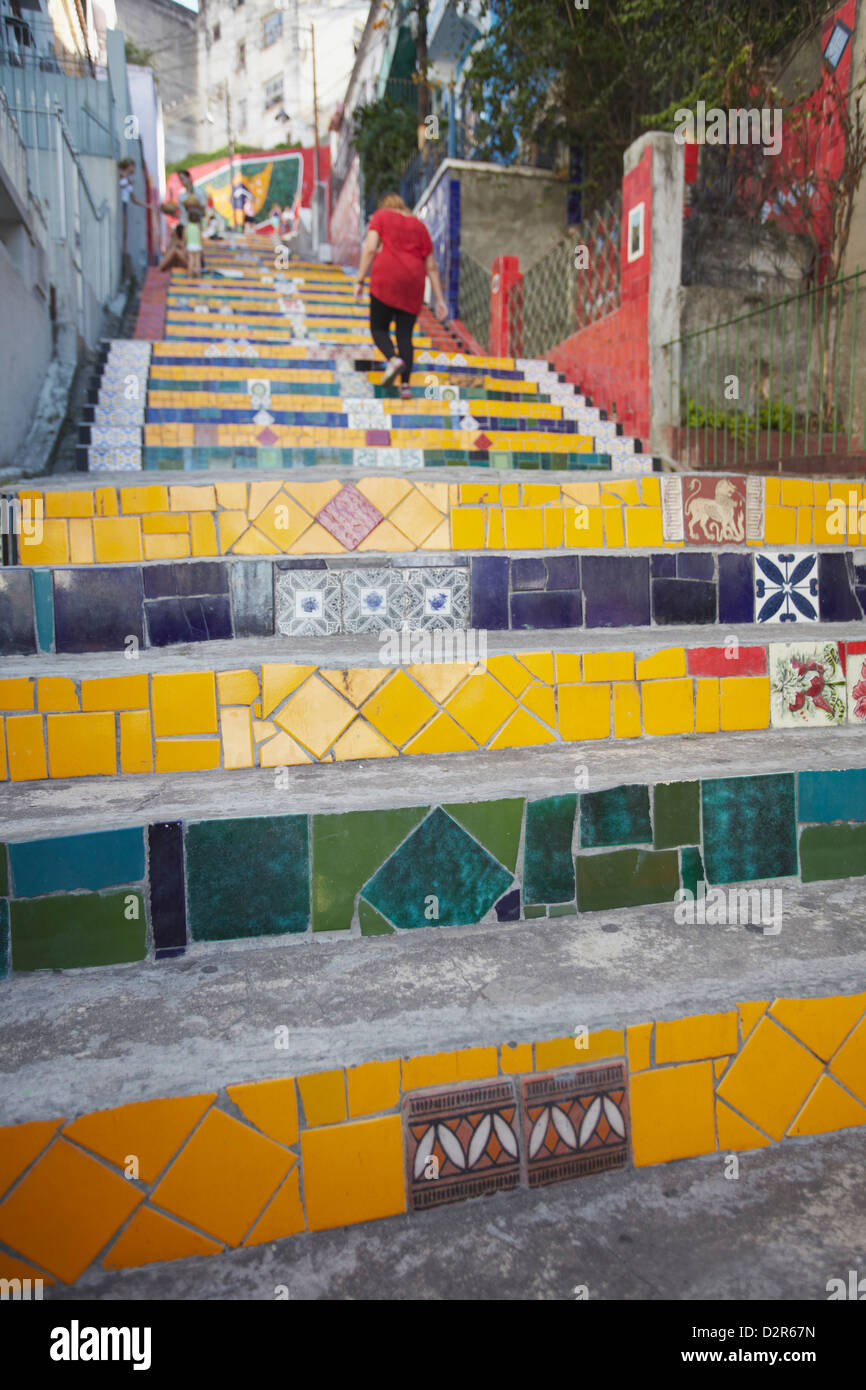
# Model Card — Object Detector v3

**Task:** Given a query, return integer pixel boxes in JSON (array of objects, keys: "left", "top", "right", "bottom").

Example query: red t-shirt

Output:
[{"left": 368, "top": 208, "right": 433, "bottom": 315}]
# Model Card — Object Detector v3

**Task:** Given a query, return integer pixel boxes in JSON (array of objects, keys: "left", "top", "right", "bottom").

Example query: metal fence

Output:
[
  {"left": 458, "top": 250, "right": 490, "bottom": 352},
  {"left": 663, "top": 270, "right": 866, "bottom": 468},
  {"left": 0, "top": 66, "right": 116, "bottom": 159},
  {"left": 508, "top": 194, "right": 622, "bottom": 358}
]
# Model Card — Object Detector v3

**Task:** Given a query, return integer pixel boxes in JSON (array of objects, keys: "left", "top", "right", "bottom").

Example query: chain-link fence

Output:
[
  {"left": 458, "top": 250, "right": 490, "bottom": 352},
  {"left": 509, "top": 194, "right": 622, "bottom": 358}
]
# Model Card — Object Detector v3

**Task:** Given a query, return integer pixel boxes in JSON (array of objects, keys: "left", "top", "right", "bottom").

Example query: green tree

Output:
[{"left": 353, "top": 93, "right": 419, "bottom": 204}]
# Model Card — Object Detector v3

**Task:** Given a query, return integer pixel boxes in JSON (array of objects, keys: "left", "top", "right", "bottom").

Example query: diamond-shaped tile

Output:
[
  {"left": 361, "top": 669, "right": 438, "bottom": 746},
  {"left": 445, "top": 671, "right": 517, "bottom": 744},
  {"left": 522, "top": 1062, "right": 629, "bottom": 1187},
  {"left": 274, "top": 675, "right": 356, "bottom": 756},
  {"left": 275, "top": 568, "right": 341, "bottom": 636},
  {"left": 342, "top": 566, "right": 403, "bottom": 633},
  {"left": 316, "top": 485, "right": 383, "bottom": 551}
]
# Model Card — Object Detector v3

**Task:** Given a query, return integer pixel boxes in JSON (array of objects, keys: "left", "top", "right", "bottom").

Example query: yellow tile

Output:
[
  {"left": 0, "top": 1117, "right": 65, "bottom": 1200},
  {"left": 346, "top": 1060, "right": 401, "bottom": 1118},
  {"left": 63, "top": 1094, "right": 214, "bottom": 1183},
  {"left": 780, "top": 479, "right": 813, "bottom": 507},
  {"left": 253, "top": 494, "right": 313, "bottom": 550},
  {"left": 154, "top": 739, "right": 221, "bottom": 772},
  {"left": 716, "top": 1100, "right": 771, "bottom": 1152},
  {"left": 69, "top": 518, "right": 94, "bottom": 565},
  {"left": 92, "top": 516, "right": 142, "bottom": 563},
  {"left": 389, "top": 490, "right": 444, "bottom": 546},
  {"left": 829, "top": 1017, "right": 866, "bottom": 1105},
  {"left": 655, "top": 1011, "right": 738, "bottom": 1064},
  {"left": 44, "top": 489, "right": 93, "bottom": 518},
  {"left": 635, "top": 647, "right": 686, "bottom": 680},
  {"left": 242, "top": 1167, "right": 306, "bottom": 1246},
  {"left": 81, "top": 675, "right": 147, "bottom": 712},
  {"left": 356, "top": 518, "right": 415, "bottom": 553},
  {"left": 486, "top": 655, "right": 533, "bottom": 698},
  {"left": 17, "top": 518, "right": 68, "bottom": 565},
  {"left": 259, "top": 730, "right": 313, "bottom": 767},
  {"left": 764, "top": 505, "right": 796, "bottom": 545},
  {"left": 486, "top": 510, "right": 504, "bottom": 548},
  {"left": 612, "top": 681, "right": 641, "bottom": 737},
  {"left": 320, "top": 668, "right": 388, "bottom": 707},
  {"left": 152, "top": 672, "right": 217, "bottom": 736},
  {"left": 275, "top": 677, "right": 356, "bottom": 758},
  {"left": 764, "top": 478, "right": 780, "bottom": 505},
  {"left": 226, "top": 1078, "right": 297, "bottom": 1146},
  {"left": 0, "top": 679, "right": 34, "bottom": 711},
  {"left": 221, "top": 707, "right": 254, "bottom": 769},
  {"left": 460, "top": 483, "right": 498, "bottom": 504},
  {"left": 261, "top": 664, "right": 315, "bottom": 718},
  {"left": 0, "top": 1137, "right": 142, "bottom": 1283},
  {"left": 37, "top": 678, "right": 78, "bottom": 713},
  {"left": 356, "top": 477, "right": 414, "bottom": 515},
  {"left": 301, "top": 1115, "right": 405, "bottom": 1231},
  {"left": 536, "top": 1028, "right": 624, "bottom": 1071},
  {"left": 719, "top": 676, "right": 769, "bottom": 731},
  {"left": 500, "top": 1043, "right": 532, "bottom": 1074},
  {"left": 603, "top": 506, "right": 625, "bottom": 547},
  {"left": 558, "top": 683, "right": 610, "bottom": 741},
  {"left": 554, "top": 653, "right": 582, "bottom": 684},
  {"left": 451, "top": 507, "right": 485, "bottom": 549},
  {"left": 216, "top": 669, "right": 259, "bottom": 705},
  {"left": 46, "top": 712, "right": 115, "bottom": 777},
  {"left": 521, "top": 483, "right": 560, "bottom": 505},
  {"left": 516, "top": 653, "right": 555, "bottom": 684},
  {"left": 520, "top": 684, "right": 556, "bottom": 727},
  {"left": 252, "top": 719, "right": 277, "bottom": 743},
  {"left": 403, "top": 711, "right": 477, "bottom": 754},
  {"left": 215, "top": 481, "right": 248, "bottom": 510},
  {"left": 504, "top": 507, "right": 544, "bottom": 549},
  {"left": 630, "top": 1061, "right": 717, "bottom": 1166},
  {"left": 583, "top": 651, "right": 634, "bottom": 683},
  {"left": 289, "top": 520, "right": 351, "bottom": 555},
  {"left": 602, "top": 480, "right": 642, "bottom": 505},
  {"left": 149, "top": 1108, "right": 293, "bottom": 1246},
  {"left": 445, "top": 671, "right": 516, "bottom": 744},
  {"left": 769, "top": 994, "right": 866, "bottom": 1062},
  {"left": 281, "top": 479, "right": 341, "bottom": 513},
  {"left": 362, "top": 670, "right": 438, "bottom": 747},
  {"left": 564, "top": 505, "right": 603, "bottom": 547},
  {"left": 684, "top": 677, "right": 716, "bottom": 736},
  {"left": 814, "top": 480, "right": 830, "bottom": 504},
  {"left": 814, "top": 500, "right": 846, "bottom": 546},
  {"left": 642, "top": 677, "right": 694, "bottom": 736},
  {"left": 104, "top": 1206, "right": 222, "bottom": 1268},
  {"left": 787, "top": 1074, "right": 866, "bottom": 1137},
  {"left": 796, "top": 508, "right": 812, "bottom": 545},
  {"left": 500, "top": 483, "right": 519, "bottom": 505},
  {"left": 716, "top": 1016, "right": 823, "bottom": 1141},
  {"left": 120, "top": 711, "right": 153, "bottom": 773},
  {"left": 6, "top": 715, "right": 46, "bottom": 780},
  {"left": 401, "top": 1050, "right": 458, "bottom": 1091},
  {"left": 562, "top": 481, "right": 600, "bottom": 506},
  {"left": 543, "top": 507, "right": 564, "bottom": 547},
  {"left": 641, "top": 476, "right": 661, "bottom": 505},
  {"left": 627, "top": 1023, "right": 652, "bottom": 1072},
  {"left": 297, "top": 1069, "right": 346, "bottom": 1126},
  {"left": 141, "top": 513, "right": 188, "bottom": 535},
  {"left": 625, "top": 506, "right": 663, "bottom": 547},
  {"left": 120, "top": 485, "right": 169, "bottom": 513},
  {"left": 144, "top": 533, "right": 190, "bottom": 561},
  {"left": 738, "top": 1000, "right": 768, "bottom": 1041},
  {"left": 169, "top": 485, "right": 216, "bottom": 512},
  {"left": 218, "top": 510, "right": 249, "bottom": 553},
  {"left": 93, "top": 487, "right": 119, "bottom": 517},
  {"left": 489, "top": 707, "right": 555, "bottom": 749}
]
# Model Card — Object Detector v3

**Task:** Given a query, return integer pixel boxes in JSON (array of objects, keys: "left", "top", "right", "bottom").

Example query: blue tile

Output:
[
  {"left": 9, "top": 827, "right": 145, "bottom": 898},
  {"left": 145, "top": 595, "right": 232, "bottom": 646},
  {"left": 651, "top": 553, "right": 675, "bottom": 579},
  {"left": 53, "top": 567, "right": 144, "bottom": 654},
  {"left": 0, "top": 570, "right": 36, "bottom": 654},
  {"left": 143, "top": 562, "right": 229, "bottom": 599},
  {"left": 798, "top": 769, "right": 866, "bottom": 823},
  {"left": 0, "top": 899, "right": 8, "bottom": 979},
  {"left": 148, "top": 822, "right": 186, "bottom": 953},
  {"left": 470, "top": 556, "right": 509, "bottom": 629},
  {"left": 511, "top": 558, "right": 546, "bottom": 591},
  {"left": 582, "top": 556, "right": 650, "bottom": 627},
  {"left": 718, "top": 553, "right": 754, "bottom": 624},
  {"left": 32, "top": 568, "right": 54, "bottom": 652},
  {"left": 818, "top": 553, "right": 862, "bottom": 622},
  {"left": 511, "top": 590, "right": 582, "bottom": 629},
  {"left": 651, "top": 578, "right": 716, "bottom": 625},
  {"left": 677, "top": 553, "right": 714, "bottom": 581},
  {"left": 545, "top": 556, "right": 581, "bottom": 590}
]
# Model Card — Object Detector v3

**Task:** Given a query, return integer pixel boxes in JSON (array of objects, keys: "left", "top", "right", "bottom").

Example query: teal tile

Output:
[
  {"left": 580, "top": 784, "right": 651, "bottom": 848},
  {"left": 800, "top": 825, "right": 866, "bottom": 882},
  {"left": 0, "top": 845, "right": 6, "bottom": 897},
  {"left": 9, "top": 827, "right": 145, "bottom": 899},
  {"left": 524, "top": 795, "right": 577, "bottom": 904},
  {"left": 0, "top": 900, "right": 8, "bottom": 979},
  {"left": 702, "top": 775, "right": 796, "bottom": 884},
  {"left": 441, "top": 798, "right": 523, "bottom": 872},
  {"left": 186, "top": 815, "right": 309, "bottom": 940},
  {"left": 576, "top": 849, "right": 679, "bottom": 912},
  {"left": 680, "top": 846, "right": 705, "bottom": 898},
  {"left": 32, "top": 569, "right": 53, "bottom": 652},
  {"left": 798, "top": 769, "right": 866, "bottom": 823},
  {"left": 653, "top": 782, "right": 700, "bottom": 849},
  {"left": 361, "top": 808, "right": 512, "bottom": 929},
  {"left": 9, "top": 891, "right": 146, "bottom": 971},
  {"left": 312, "top": 806, "right": 426, "bottom": 932}
]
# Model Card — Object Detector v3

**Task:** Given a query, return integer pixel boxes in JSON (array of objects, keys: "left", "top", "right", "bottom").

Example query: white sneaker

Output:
[{"left": 381, "top": 356, "right": 404, "bottom": 386}]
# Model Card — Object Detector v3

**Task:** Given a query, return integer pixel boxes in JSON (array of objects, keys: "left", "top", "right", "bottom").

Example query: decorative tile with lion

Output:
[{"left": 683, "top": 476, "right": 747, "bottom": 545}]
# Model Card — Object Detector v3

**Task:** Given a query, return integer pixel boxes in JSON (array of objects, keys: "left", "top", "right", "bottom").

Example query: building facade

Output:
[{"left": 114, "top": 0, "right": 198, "bottom": 165}]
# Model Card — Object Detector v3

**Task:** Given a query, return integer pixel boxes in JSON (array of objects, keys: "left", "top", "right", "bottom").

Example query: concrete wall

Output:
[
  {"left": 0, "top": 233, "right": 52, "bottom": 466},
  {"left": 418, "top": 161, "right": 567, "bottom": 271},
  {"left": 115, "top": 0, "right": 198, "bottom": 166}
]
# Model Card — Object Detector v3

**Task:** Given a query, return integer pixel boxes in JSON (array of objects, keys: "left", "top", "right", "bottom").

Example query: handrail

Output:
[{"left": 53, "top": 100, "right": 110, "bottom": 223}]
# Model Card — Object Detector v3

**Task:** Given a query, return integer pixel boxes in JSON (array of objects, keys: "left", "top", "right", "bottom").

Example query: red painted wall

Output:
[{"left": 547, "top": 145, "right": 653, "bottom": 443}]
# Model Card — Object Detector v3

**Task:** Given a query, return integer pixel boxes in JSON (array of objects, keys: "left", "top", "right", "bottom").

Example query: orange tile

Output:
[
  {"left": 81, "top": 675, "right": 148, "bottom": 712},
  {"left": 227, "top": 1079, "right": 298, "bottom": 1146},
  {"left": 63, "top": 1094, "right": 215, "bottom": 1183},
  {"left": 154, "top": 739, "right": 221, "bottom": 772},
  {"left": 297, "top": 1070, "right": 346, "bottom": 1126},
  {"left": 46, "top": 713, "right": 116, "bottom": 778},
  {"left": 151, "top": 672, "right": 217, "bottom": 736},
  {"left": 301, "top": 1116, "right": 405, "bottom": 1231},
  {"left": 6, "top": 714, "right": 46, "bottom": 780},
  {"left": 36, "top": 678, "right": 78, "bottom": 713},
  {"left": 346, "top": 1061, "right": 401, "bottom": 1118},
  {"left": 0, "top": 679, "right": 35, "bottom": 711},
  {"left": 119, "top": 711, "right": 153, "bottom": 773}
]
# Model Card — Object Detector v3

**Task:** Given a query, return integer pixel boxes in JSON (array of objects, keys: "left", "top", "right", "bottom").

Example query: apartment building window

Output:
[
  {"left": 264, "top": 75, "right": 284, "bottom": 109},
  {"left": 238, "top": 99, "right": 247, "bottom": 130},
  {"left": 263, "top": 12, "right": 283, "bottom": 47},
  {"left": 236, "top": 40, "right": 246, "bottom": 72},
  {"left": 212, "top": 23, "right": 221, "bottom": 42}
]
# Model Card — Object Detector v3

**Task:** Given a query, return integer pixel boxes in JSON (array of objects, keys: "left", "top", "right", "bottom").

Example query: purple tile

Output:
[
  {"left": 495, "top": 886, "right": 521, "bottom": 922},
  {"left": 148, "top": 822, "right": 186, "bottom": 953},
  {"left": 143, "top": 562, "right": 229, "bottom": 599},
  {"left": 651, "top": 553, "right": 675, "bottom": 579},
  {"left": 718, "top": 553, "right": 754, "bottom": 624},
  {"left": 582, "top": 556, "right": 650, "bottom": 627},
  {"left": 316, "top": 485, "right": 383, "bottom": 551},
  {"left": 511, "top": 558, "right": 546, "bottom": 591},
  {"left": 53, "top": 567, "right": 144, "bottom": 654},
  {"left": 677, "top": 553, "right": 714, "bottom": 581},
  {"left": 651, "top": 579, "right": 716, "bottom": 625},
  {"left": 365, "top": 429, "right": 392, "bottom": 446},
  {"left": 145, "top": 595, "right": 232, "bottom": 645},
  {"left": 818, "top": 553, "right": 862, "bottom": 622},
  {"left": 511, "top": 590, "right": 582, "bottom": 630},
  {"left": 470, "top": 556, "right": 509, "bottom": 629},
  {"left": 545, "top": 556, "right": 581, "bottom": 590},
  {"left": 0, "top": 570, "right": 36, "bottom": 655}
]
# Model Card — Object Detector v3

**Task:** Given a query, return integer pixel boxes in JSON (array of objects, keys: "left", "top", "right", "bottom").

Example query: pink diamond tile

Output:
[
  {"left": 316, "top": 484, "right": 384, "bottom": 550},
  {"left": 257, "top": 427, "right": 278, "bottom": 446}
]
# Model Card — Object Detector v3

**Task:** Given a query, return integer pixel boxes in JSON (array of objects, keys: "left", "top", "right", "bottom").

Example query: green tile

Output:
[
  {"left": 186, "top": 815, "right": 309, "bottom": 940},
  {"left": 9, "top": 891, "right": 145, "bottom": 971},
  {"left": 549, "top": 902, "right": 577, "bottom": 918},
  {"left": 702, "top": 775, "right": 796, "bottom": 884},
  {"left": 680, "top": 846, "right": 705, "bottom": 898},
  {"left": 524, "top": 904, "right": 547, "bottom": 918},
  {"left": 800, "top": 825, "right": 866, "bottom": 883},
  {"left": 0, "top": 845, "right": 6, "bottom": 898},
  {"left": 653, "top": 782, "right": 700, "bottom": 849},
  {"left": 580, "top": 784, "right": 651, "bottom": 848},
  {"left": 441, "top": 798, "right": 523, "bottom": 872},
  {"left": 358, "top": 899, "right": 396, "bottom": 935},
  {"left": 576, "top": 849, "right": 680, "bottom": 913},
  {"left": 524, "top": 795, "right": 577, "bottom": 904},
  {"left": 312, "top": 807, "right": 426, "bottom": 932},
  {"left": 0, "top": 900, "right": 8, "bottom": 979},
  {"left": 362, "top": 808, "right": 513, "bottom": 929}
]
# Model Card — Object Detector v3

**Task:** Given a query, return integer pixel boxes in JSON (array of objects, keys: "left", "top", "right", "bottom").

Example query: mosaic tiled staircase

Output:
[{"left": 1, "top": 239, "right": 865, "bottom": 1291}]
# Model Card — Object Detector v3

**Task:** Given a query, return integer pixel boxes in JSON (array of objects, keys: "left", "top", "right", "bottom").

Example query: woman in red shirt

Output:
[{"left": 353, "top": 193, "right": 448, "bottom": 396}]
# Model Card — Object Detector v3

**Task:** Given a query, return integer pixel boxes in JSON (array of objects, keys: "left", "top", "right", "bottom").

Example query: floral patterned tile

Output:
[
  {"left": 769, "top": 641, "right": 847, "bottom": 728},
  {"left": 521, "top": 1062, "right": 629, "bottom": 1188},
  {"left": 342, "top": 567, "right": 403, "bottom": 633},
  {"left": 403, "top": 567, "right": 469, "bottom": 630},
  {"left": 275, "top": 569, "right": 341, "bottom": 636},
  {"left": 403, "top": 1080, "right": 521, "bottom": 1211},
  {"left": 846, "top": 641, "right": 866, "bottom": 724},
  {"left": 755, "top": 552, "right": 819, "bottom": 623}
]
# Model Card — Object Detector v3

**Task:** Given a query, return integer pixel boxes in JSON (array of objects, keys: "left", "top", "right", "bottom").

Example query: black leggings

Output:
[{"left": 369, "top": 293, "right": 416, "bottom": 384}]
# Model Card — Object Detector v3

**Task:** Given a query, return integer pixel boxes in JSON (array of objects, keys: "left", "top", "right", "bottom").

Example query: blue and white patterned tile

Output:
[
  {"left": 275, "top": 568, "right": 341, "bottom": 636},
  {"left": 755, "top": 551, "right": 819, "bottom": 623},
  {"left": 88, "top": 447, "right": 142, "bottom": 471},
  {"left": 342, "top": 566, "right": 403, "bottom": 633},
  {"left": 403, "top": 567, "right": 469, "bottom": 630}
]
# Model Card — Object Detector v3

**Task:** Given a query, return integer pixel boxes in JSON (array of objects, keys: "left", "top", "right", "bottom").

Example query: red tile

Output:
[{"left": 687, "top": 645, "right": 767, "bottom": 677}]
